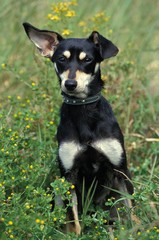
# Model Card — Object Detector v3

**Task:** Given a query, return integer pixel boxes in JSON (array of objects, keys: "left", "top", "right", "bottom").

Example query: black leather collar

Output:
[{"left": 62, "top": 93, "right": 101, "bottom": 105}]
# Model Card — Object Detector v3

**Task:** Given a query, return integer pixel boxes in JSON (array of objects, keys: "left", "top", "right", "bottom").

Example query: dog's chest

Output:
[
  {"left": 59, "top": 138, "right": 123, "bottom": 171},
  {"left": 58, "top": 102, "right": 123, "bottom": 171}
]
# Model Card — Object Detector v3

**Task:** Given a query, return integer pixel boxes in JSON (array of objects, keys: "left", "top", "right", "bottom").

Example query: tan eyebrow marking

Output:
[
  {"left": 79, "top": 51, "right": 86, "bottom": 60},
  {"left": 63, "top": 50, "right": 71, "bottom": 59}
]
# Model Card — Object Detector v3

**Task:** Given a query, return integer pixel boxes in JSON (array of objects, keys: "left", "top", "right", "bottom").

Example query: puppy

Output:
[{"left": 23, "top": 22, "right": 133, "bottom": 235}]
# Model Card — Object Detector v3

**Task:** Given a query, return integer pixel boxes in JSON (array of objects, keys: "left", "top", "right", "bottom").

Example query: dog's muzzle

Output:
[{"left": 65, "top": 80, "right": 77, "bottom": 91}]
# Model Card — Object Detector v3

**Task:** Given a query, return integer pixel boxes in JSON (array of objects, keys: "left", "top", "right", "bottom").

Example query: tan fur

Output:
[
  {"left": 79, "top": 51, "right": 86, "bottom": 60},
  {"left": 63, "top": 50, "right": 71, "bottom": 59}
]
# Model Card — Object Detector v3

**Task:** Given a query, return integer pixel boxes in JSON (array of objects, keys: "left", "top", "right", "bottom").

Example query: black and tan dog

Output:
[{"left": 23, "top": 23, "right": 133, "bottom": 235}]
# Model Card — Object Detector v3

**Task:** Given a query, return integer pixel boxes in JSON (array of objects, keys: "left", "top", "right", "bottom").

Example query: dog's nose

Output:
[{"left": 65, "top": 80, "right": 77, "bottom": 91}]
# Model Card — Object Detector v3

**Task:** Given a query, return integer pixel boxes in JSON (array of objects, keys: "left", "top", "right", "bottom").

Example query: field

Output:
[{"left": 0, "top": 0, "right": 159, "bottom": 239}]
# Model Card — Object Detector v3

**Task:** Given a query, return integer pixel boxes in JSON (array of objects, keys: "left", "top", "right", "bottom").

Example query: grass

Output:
[{"left": 0, "top": 0, "right": 159, "bottom": 239}]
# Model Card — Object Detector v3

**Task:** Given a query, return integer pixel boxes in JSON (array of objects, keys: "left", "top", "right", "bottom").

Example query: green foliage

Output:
[{"left": 0, "top": 0, "right": 159, "bottom": 239}]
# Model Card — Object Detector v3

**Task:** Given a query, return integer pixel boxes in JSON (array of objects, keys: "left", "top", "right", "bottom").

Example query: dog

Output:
[{"left": 23, "top": 22, "right": 134, "bottom": 235}]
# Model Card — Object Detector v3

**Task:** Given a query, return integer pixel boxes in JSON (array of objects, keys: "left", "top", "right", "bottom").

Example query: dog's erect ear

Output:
[
  {"left": 89, "top": 31, "right": 119, "bottom": 59},
  {"left": 23, "top": 22, "right": 63, "bottom": 58}
]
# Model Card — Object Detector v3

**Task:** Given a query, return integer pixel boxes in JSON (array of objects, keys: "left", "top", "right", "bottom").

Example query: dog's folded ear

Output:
[
  {"left": 23, "top": 22, "right": 63, "bottom": 58},
  {"left": 89, "top": 31, "right": 119, "bottom": 59}
]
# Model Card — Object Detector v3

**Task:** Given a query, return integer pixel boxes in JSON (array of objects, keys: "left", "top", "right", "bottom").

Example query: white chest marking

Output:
[
  {"left": 92, "top": 139, "right": 123, "bottom": 166},
  {"left": 59, "top": 141, "right": 83, "bottom": 170}
]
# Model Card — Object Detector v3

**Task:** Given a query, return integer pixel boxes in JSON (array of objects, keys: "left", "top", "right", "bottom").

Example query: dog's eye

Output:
[
  {"left": 84, "top": 57, "right": 92, "bottom": 63},
  {"left": 58, "top": 56, "right": 66, "bottom": 62}
]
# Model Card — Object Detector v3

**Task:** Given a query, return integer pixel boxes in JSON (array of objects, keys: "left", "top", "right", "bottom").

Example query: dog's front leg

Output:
[{"left": 65, "top": 189, "right": 81, "bottom": 235}]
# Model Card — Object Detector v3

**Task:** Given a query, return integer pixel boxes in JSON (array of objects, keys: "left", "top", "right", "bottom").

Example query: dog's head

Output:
[{"left": 23, "top": 23, "right": 118, "bottom": 98}]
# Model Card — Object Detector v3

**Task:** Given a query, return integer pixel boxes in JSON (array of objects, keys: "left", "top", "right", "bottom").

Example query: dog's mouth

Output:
[{"left": 63, "top": 88, "right": 88, "bottom": 99}]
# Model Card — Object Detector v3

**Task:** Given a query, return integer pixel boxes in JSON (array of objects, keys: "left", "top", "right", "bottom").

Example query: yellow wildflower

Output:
[
  {"left": 70, "top": 0, "right": 77, "bottom": 6},
  {"left": 65, "top": 10, "right": 75, "bottom": 17},
  {"left": 78, "top": 21, "right": 86, "bottom": 27},
  {"left": 51, "top": 15, "right": 61, "bottom": 21},
  {"left": 35, "top": 219, "right": 40, "bottom": 223},
  {"left": 62, "top": 29, "right": 72, "bottom": 36},
  {"left": 1, "top": 63, "right": 6, "bottom": 69},
  {"left": 8, "top": 221, "right": 13, "bottom": 225},
  {"left": 17, "top": 96, "right": 21, "bottom": 100}
]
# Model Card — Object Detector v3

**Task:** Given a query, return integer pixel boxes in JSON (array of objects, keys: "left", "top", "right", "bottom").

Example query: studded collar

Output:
[{"left": 62, "top": 92, "right": 101, "bottom": 105}]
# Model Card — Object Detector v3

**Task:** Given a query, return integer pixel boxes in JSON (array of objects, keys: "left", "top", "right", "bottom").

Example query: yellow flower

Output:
[
  {"left": 53, "top": 217, "right": 57, "bottom": 222},
  {"left": 51, "top": 15, "right": 61, "bottom": 21},
  {"left": 47, "top": 13, "right": 52, "bottom": 19},
  {"left": 78, "top": 21, "right": 86, "bottom": 27},
  {"left": 17, "top": 96, "right": 21, "bottom": 100},
  {"left": 35, "top": 219, "right": 40, "bottom": 223},
  {"left": 25, "top": 203, "right": 30, "bottom": 209},
  {"left": 62, "top": 29, "right": 72, "bottom": 36},
  {"left": 101, "top": 74, "right": 108, "bottom": 81},
  {"left": 8, "top": 221, "right": 13, "bottom": 225},
  {"left": 65, "top": 10, "right": 75, "bottom": 17},
  {"left": 31, "top": 82, "right": 36, "bottom": 86},
  {"left": 70, "top": 0, "right": 78, "bottom": 6},
  {"left": 26, "top": 125, "right": 30, "bottom": 129},
  {"left": 40, "top": 220, "right": 45, "bottom": 225},
  {"left": 67, "top": 191, "right": 71, "bottom": 195},
  {"left": 71, "top": 184, "right": 75, "bottom": 189},
  {"left": 1, "top": 63, "right": 6, "bottom": 69}
]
